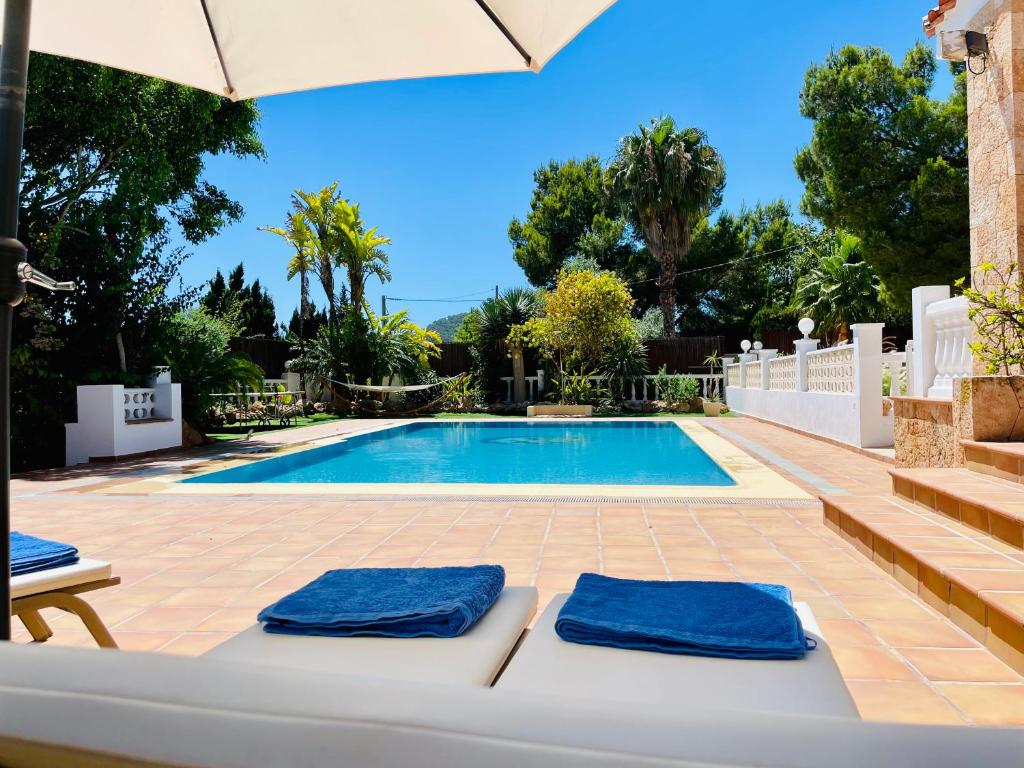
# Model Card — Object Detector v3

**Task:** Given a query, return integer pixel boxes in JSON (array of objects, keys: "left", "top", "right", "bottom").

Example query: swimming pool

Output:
[{"left": 185, "top": 421, "right": 736, "bottom": 487}]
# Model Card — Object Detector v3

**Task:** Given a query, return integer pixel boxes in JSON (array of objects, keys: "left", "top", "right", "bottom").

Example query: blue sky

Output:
[{"left": 182, "top": 0, "right": 951, "bottom": 329}]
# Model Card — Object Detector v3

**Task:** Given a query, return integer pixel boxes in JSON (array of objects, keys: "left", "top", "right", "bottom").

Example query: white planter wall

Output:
[{"left": 65, "top": 372, "right": 182, "bottom": 465}]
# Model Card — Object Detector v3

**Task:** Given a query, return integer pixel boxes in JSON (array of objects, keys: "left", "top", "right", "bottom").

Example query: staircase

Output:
[{"left": 823, "top": 441, "right": 1024, "bottom": 675}]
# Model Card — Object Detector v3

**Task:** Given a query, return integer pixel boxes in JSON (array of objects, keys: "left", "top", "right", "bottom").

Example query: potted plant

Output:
[
  {"left": 702, "top": 394, "right": 725, "bottom": 417},
  {"left": 703, "top": 350, "right": 722, "bottom": 401}
]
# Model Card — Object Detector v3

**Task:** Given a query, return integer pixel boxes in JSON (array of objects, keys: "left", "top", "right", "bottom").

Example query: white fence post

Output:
[
  {"left": 738, "top": 353, "right": 755, "bottom": 388},
  {"left": 794, "top": 338, "right": 819, "bottom": 392},
  {"left": 852, "top": 323, "right": 887, "bottom": 447},
  {"left": 757, "top": 349, "right": 777, "bottom": 390},
  {"left": 904, "top": 340, "right": 916, "bottom": 397}
]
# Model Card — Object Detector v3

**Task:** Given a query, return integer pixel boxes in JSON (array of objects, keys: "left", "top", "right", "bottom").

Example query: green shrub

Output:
[
  {"left": 653, "top": 365, "right": 698, "bottom": 410},
  {"left": 159, "top": 308, "right": 264, "bottom": 433}
]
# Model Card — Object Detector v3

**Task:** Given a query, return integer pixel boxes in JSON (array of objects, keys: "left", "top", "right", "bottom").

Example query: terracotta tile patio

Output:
[{"left": 10, "top": 417, "right": 1024, "bottom": 727}]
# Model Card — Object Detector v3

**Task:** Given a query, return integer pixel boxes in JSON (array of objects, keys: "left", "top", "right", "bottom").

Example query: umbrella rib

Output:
[
  {"left": 473, "top": 0, "right": 533, "bottom": 68},
  {"left": 198, "top": 0, "right": 236, "bottom": 98}
]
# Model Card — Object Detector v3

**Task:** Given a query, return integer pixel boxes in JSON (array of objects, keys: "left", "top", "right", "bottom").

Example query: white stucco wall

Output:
[{"left": 65, "top": 382, "right": 182, "bottom": 465}]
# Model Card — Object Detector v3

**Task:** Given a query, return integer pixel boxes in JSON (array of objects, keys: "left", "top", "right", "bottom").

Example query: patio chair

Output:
[
  {"left": 11, "top": 558, "right": 120, "bottom": 649},
  {"left": 205, "top": 586, "right": 538, "bottom": 687},
  {"left": 494, "top": 596, "right": 858, "bottom": 718}
]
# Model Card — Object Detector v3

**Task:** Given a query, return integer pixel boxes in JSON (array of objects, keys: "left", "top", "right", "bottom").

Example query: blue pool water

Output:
[{"left": 185, "top": 421, "right": 736, "bottom": 486}]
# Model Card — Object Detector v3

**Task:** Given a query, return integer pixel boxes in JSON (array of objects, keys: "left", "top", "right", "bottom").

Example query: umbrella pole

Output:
[{"left": 0, "top": 0, "right": 32, "bottom": 642}]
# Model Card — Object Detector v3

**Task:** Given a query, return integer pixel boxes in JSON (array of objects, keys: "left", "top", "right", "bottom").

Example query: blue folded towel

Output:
[
  {"left": 258, "top": 565, "right": 505, "bottom": 638},
  {"left": 10, "top": 531, "right": 80, "bottom": 576},
  {"left": 555, "top": 574, "right": 815, "bottom": 660}
]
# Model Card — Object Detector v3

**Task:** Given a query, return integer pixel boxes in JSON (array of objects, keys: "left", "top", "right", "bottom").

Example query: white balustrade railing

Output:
[
  {"left": 745, "top": 361, "right": 762, "bottom": 388},
  {"left": 123, "top": 388, "right": 157, "bottom": 421},
  {"left": 926, "top": 296, "right": 971, "bottom": 398},
  {"left": 500, "top": 375, "right": 542, "bottom": 403},
  {"left": 724, "top": 324, "right": 892, "bottom": 449},
  {"left": 726, "top": 363, "right": 742, "bottom": 388},
  {"left": 807, "top": 345, "right": 856, "bottom": 394},
  {"left": 881, "top": 351, "right": 907, "bottom": 397},
  {"left": 909, "top": 286, "right": 973, "bottom": 399},
  {"left": 632, "top": 374, "right": 723, "bottom": 402},
  {"left": 501, "top": 373, "right": 725, "bottom": 404},
  {"left": 768, "top": 356, "right": 797, "bottom": 391}
]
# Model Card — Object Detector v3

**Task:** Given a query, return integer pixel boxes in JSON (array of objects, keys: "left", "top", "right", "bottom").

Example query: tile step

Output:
[
  {"left": 822, "top": 494, "right": 1024, "bottom": 675},
  {"left": 889, "top": 467, "right": 1024, "bottom": 550},
  {"left": 962, "top": 440, "right": 1024, "bottom": 485}
]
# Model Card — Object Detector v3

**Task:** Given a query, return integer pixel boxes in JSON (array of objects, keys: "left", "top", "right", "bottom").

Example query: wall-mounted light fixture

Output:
[{"left": 939, "top": 29, "right": 989, "bottom": 74}]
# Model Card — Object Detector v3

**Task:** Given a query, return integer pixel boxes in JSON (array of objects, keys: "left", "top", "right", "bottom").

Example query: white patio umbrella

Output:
[{"left": 0, "top": 0, "right": 616, "bottom": 639}]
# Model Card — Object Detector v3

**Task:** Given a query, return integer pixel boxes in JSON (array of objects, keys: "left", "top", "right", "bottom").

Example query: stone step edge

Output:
[
  {"left": 888, "top": 468, "right": 1024, "bottom": 550},
  {"left": 961, "top": 440, "right": 1024, "bottom": 459},
  {"left": 962, "top": 440, "right": 1024, "bottom": 485},
  {"left": 822, "top": 495, "right": 1024, "bottom": 675}
]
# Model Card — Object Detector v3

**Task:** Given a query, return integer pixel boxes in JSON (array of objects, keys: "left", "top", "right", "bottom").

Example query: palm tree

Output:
[
  {"left": 792, "top": 232, "right": 881, "bottom": 344},
  {"left": 334, "top": 199, "right": 392, "bottom": 310},
  {"left": 261, "top": 186, "right": 341, "bottom": 324},
  {"left": 612, "top": 117, "right": 725, "bottom": 338},
  {"left": 262, "top": 184, "right": 392, "bottom": 323},
  {"left": 365, "top": 309, "right": 441, "bottom": 385},
  {"left": 478, "top": 288, "right": 540, "bottom": 403},
  {"left": 276, "top": 211, "right": 312, "bottom": 341}
]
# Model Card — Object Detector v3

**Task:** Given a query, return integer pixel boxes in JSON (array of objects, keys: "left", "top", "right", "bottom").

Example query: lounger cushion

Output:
[
  {"left": 0, "top": 642, "right": 1017, "bottom": 768},
  {"left": 10, "top": 558, "right": 112, "bottom": 600},
  {"left": 496, "top": 594, "right": 858, "bottom": 718},
  {"left": 206, "top": 586, "right": 537, "bottom": 686}
]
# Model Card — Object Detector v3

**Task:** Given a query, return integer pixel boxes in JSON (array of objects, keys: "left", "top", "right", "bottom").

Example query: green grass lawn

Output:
[{"left": 206, "top": 412, "right": 342, "bottom": 442}]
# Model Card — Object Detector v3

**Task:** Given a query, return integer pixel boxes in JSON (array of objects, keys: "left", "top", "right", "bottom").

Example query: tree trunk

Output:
[
  {"left": 657, "top": 243, "right": 677, "bottom": 338},
  {"left": 321, "top": 268, "right": 336, "bottom": 326},
  {"left": 115, "top": 331, "right": 127, "bottom": 374},
  {"left": 299, "top": 269, "right": 309, "bottom": 339},
  {"left": 350, "top": 269, "right": 365, "bottom": 313},
  {"left": 511, "top": 347, "right": 527, "bottom": 404}
]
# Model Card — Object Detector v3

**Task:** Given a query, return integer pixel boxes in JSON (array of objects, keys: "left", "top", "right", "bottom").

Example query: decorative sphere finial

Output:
[
  {"left": 753, "top": 341, "right": 763, "bottom": 351},
  {"left": 740, "top": 339, "right": 751, "bottom": 353},
  {"left": 798, "top": 317, "right": 815, "bottom": 338}
]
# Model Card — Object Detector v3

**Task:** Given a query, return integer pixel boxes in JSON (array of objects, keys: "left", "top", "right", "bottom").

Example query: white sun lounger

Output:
[
  {"left": 205, "top": 586, "right": 538, "bottom": 687},
  {"left": 0, "top": 641, "right": 1018, "bottom": 768},
  {"left": 495, "top": 594, "right": 858, "bottom": 718},
  {"left": 11, "top": 558, "right": 120, "bottom": 649}
]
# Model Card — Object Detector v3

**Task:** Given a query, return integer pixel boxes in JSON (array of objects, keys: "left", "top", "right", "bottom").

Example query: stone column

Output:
[{"left": 957, "top": 1, "right": 1024, "bottom": 371}]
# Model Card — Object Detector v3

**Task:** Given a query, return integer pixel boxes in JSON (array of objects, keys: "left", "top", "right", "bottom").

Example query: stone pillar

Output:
[{"left": 956, "top": 1, "right": 1024, "bottom": 371}]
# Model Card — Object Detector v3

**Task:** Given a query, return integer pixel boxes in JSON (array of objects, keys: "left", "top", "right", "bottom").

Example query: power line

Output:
[
  {"left": 385, "top": 296, "right": 491, "bottom": 303},
  {"left": 624, "top": 233, "right": 828, "bottom": 287},
  {"left": 386, "top": 234, "right": 827, "bottom": 304}
]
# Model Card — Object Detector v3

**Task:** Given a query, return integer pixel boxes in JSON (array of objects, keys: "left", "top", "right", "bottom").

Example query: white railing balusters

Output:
[{"left": 909, "top": 287, "right": 972, "bottom": 400}]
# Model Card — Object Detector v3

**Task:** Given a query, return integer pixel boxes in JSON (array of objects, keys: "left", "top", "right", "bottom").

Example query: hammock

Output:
[
  {"left": 324, "top": 374, "right": 469, "bottom": 417},
  {"left": 334, "top": 376, "right": 462, "bottom": 394}
]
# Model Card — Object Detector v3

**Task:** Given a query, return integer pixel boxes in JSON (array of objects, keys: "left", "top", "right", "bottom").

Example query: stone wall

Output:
[
  {"left": 963, "top": 0, "right": 1024, "bottom": 372},
  {"left": 954, "top": 375, "right": 1024, "bottom": 441},
  {"left": 893, "top": 396, "right": 961, "bottom": 467}
]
